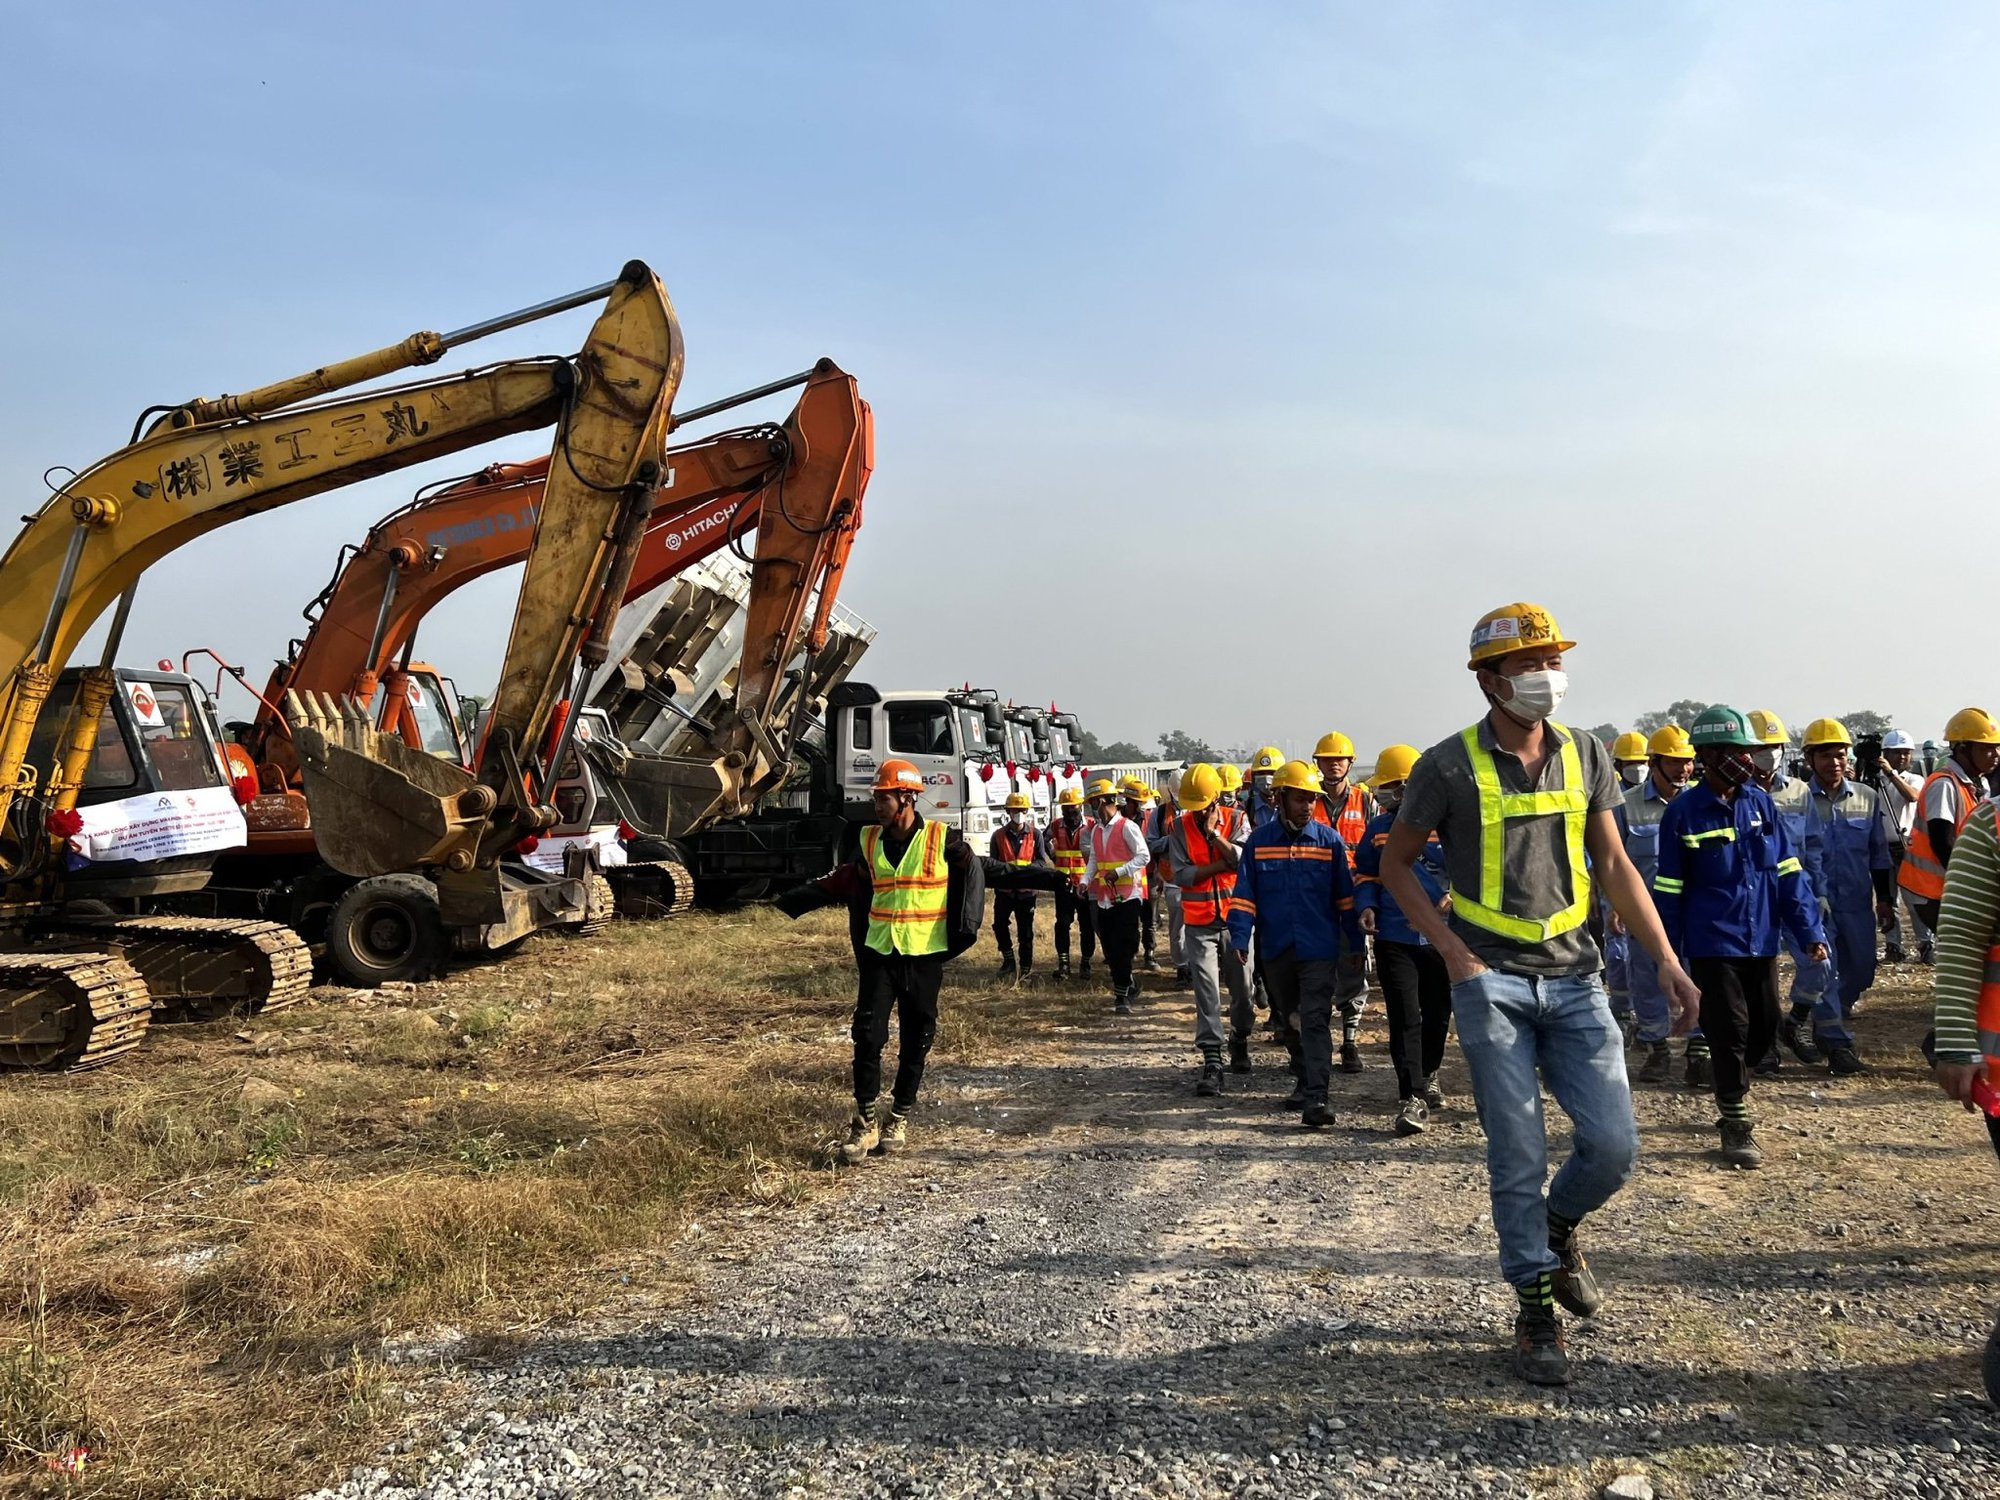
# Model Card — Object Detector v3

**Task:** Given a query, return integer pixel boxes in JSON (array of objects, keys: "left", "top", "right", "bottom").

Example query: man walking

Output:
[
  {"left": 1863, "top": 729, "right": 1923, "bottom": 961},
  {"left": 1612, "top": 724, "right": 1702, "bottom": 1087},
  {"left": 1085, "top": 777, "right": 1151, "bottom": 1016},
  {"left": 1898, "top": 709, "right": 2000, "bottom": 949},
  {"left": 1169, "top": 764, "right": 1253, "bottom": 1094},
  {"left": 988, "top": 790, "right": 1051, "bottom": 981},
  {"left": 1312, "top": 730, "right": 1378, "bottom": 1072},
  {"left": 1381, "top": 603, "right": 1699, "bottom": 1389},
  {"left": 1047, "top": 785, "right": 1096, "bottom": 981}
]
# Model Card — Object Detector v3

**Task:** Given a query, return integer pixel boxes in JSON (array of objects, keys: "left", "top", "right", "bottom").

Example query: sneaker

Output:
[
  {"left": 1393, "top": 1096, "right": 1429, "bottom": 1136},
  {"left": 1300, "top": 1097, "right": 1333, "bottom": 1130},
  {"left": 1827, "top": 1045, "right": 1867, "bottom": 1076},
  {"left": 1228, "top": 1036, "right": 1252, "bottom": 1074},
  {"left": 1781, "top": 1014, "right": 1825, "bottom": 1065},
  {"left": 996, "top": 954, "right": 1017, "bottom": 981},
  {"left": 1637, "top": 1040, "right": 1672, "bottom": 1084},
  {"left": 1919, "top": 939, "right": 1936, "bottom": 965},
  {"left": 1421, "top": 1073, "right": 1446, "bottom": 1109},
  {"left": 876, "top": 1108, "right": 910, "bottom": 1155},
  {"left": 1114, "top": 992, "right": 1133, "bottom": 1017},
  {"left": 1751, "top": 1048, "right": 1782, "bottom": 1079},
  {"left": 1552, "top": 1242, "right": 1604, "bottom": 1317},
  {"left": 839, "top": 1108, "right": 880, "bottom": 1165},
  {"left": 1196, "top": 1061, "right": 1224, "bottom": 1097},
  {"left": 1684, "top": 1044, "right": 1713, "bottom": 1091},
  {"left": 1512, "top": 1306, "right": 1570, "bottom": 1387},
  {"left": 1718, "top": 1118, "right": 1762, "bottom": 1168},
  {"left": 1339, "top": 1040, "right": 1363, "bottom": 1074}
]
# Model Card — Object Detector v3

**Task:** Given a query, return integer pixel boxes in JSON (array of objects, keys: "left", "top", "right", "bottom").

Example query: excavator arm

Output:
[{"left": 0, "top": 264, "right": 680, "bottom": 893}]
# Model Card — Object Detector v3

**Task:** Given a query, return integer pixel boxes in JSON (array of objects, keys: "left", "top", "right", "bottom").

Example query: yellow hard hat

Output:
[
  {"left": 1058, "top": 785, "right": 1085, "bottom": 807},
  {"left": 1118, "top": 775, "right": 1154, "bottom": 802},
  {"left": 1372, "top": 743, "right": 1421, "bottom": 786},
  {"left": 1747, "top": 709, "right": 1789, "bottom": 746},
  {"left": 1945, "top": 707, "right": 2000, "bottom": 745},
  {"left": 1646, "top": 724, "right": 1694, "bottom": 759},
  {"left": 1271, "top": 759, "right": 1324, "bottom": 795},
  {"left": 1467, "top": 602, "right": 1575, "bottom": 669},
  {"left": 1313, "top": 731, "right": 1356, "bottom": 760},
  {"left": 1216, "top": 764, "right": 1243, "bottom": 792},
  {"left": 1611, "top": 731, "right": 1648, "bottom": 762},
  {"left": 1004, "top": 791, "right": 1033, "bottom": 811},
  {"left": 1085, "top": 777, "right": 1119, "bottom": 801},
  {"left": 1250, "top": 745, "right": 1286, "bottom": 774},
  {"left": 1178, "top": 763, "right": 1222, "bottom": 811},
  {"left": 1800, "top": 717, "right": 1853, "bottom": 750}
]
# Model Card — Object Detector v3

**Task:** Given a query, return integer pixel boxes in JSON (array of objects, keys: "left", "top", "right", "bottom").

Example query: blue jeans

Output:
[{"left": 1453, "top": 969, "right": 1640, "bottom": 1288}]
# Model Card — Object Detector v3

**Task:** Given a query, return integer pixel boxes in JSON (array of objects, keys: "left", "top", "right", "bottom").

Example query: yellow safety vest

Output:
[
  {"left": 1449, "top": 720, "right": 1592, "bottom": 945},
  {"left": 861, "top": 820, "right": 951, "bottom": 957}
]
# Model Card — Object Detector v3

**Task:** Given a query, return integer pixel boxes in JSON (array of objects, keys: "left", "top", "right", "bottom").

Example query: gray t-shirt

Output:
[{"left": 1397, "top": 716, "right": 1622, "bottom": 977}]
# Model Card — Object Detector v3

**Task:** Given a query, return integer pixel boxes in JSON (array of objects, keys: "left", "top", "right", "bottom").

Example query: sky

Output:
[{"left": 3, "top": 2, "right": 1996, "bottom": 766}]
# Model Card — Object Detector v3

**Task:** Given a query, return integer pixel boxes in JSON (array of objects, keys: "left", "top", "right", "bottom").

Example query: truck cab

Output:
[{"left": 834, "top": 685, "right": 1008, "bottom": 854}]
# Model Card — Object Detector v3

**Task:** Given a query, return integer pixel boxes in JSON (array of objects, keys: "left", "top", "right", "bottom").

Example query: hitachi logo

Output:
[
  {"left": 661, "top": 500, "right": 742, "bottom": 553},
  {"left": 426, "top": 502, "right": 538, "bottom": 550}
]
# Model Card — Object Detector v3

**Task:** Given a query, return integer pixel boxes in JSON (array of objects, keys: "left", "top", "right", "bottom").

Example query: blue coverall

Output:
[{"left": 1774, "top": 776, "right": 1889, "bottom": 1046}]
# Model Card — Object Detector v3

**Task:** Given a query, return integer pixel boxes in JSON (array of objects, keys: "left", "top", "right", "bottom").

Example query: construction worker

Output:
[
  {"left": 1353, "top": 743, "right": 1451, "bottom": 1135},
  {"left": 1143, "top": 776, "right": 1190, "bottom": 983},
  {"left": 988, "top": 790, "right": 1052, "bottom": 981},
  {"left": 1381, "top": 603, "right": 1698, "bottom": 1389},
  {"left": 1247, "top": 746, "right": 1286, "bottom": 831},
  {"left": 1170, "top": 763, "right": 1252, "bottom": 1094},
  {"left": 1600, "top": 732, "right": 1651, "bottom": 1042},
  {"left": 773, "top": 759, "right": 1064, "bottom": 1164},
  {"left": 1613, "top": 724, "right": 1700, "bottom": 1085},
  {"left": 1864, "top": 728, "right": 1924, "bottom": 961},
  {"left": 1651, "top": 707, "right": 1827, "bottom": 1170},
  {"left": 1226, "top": 759, "right": 1365, "bottom": 1128},
  {"left": 1747, "top": 710, "right": 1792, "bottom": 795},
  {"left": 1898, "top": 709, "right": 2000, "bottom": 952},
  {"left": 1771, "top": 719, "right": 1894, "bottom": 1075},
  {"left": 1085, "top": 777, "right": 1151, "bottom": 1015},
  {"left": 1119, "top": 778, "right": 1163, "bottom": 970},
  {"left": 1611, "top": 731, "right": 1650, "bottom": 790},
  {"left": 1047, "top": 785, "right": 1096, "bottom": 981},
  {"left": 1311, "top": 731, "right": 1378, "bottom": 1072},
  {"left": 1216, "top": 762, "right": 1245, "bottom": 811}
]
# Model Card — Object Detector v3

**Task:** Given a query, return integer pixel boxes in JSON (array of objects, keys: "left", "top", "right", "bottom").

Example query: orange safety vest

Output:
[
  {"left": 1310, "top": 785, "right": 1370, "bottom": 866},
  {"left": 1047, "top": 816, "right": 1087, "bottom": 881},
  {"left": 1090, "top": 816, "right": 1148, "bottom": 901},
  {"left": 1899, "top": 764, "right": 1982, "bottom": 900},
  {"left": 1178, "top": 815, "right": 1238, "bottom": 927},
  {"left": 991, "top": 824, "right": 1038, "bottom": 868}
]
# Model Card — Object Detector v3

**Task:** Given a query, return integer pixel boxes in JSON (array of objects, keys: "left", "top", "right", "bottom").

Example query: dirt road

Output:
[{"left": 311, "top": 959, "right": 2000, "bottom": 1500}]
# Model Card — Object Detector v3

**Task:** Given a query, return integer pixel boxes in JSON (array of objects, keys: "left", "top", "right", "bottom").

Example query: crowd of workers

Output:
[{"left": 775, "top": 600, "right": 2000, "bottom": 1391}]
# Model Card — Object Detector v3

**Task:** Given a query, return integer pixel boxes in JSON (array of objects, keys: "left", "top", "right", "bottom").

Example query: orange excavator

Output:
[{"left": 190, "top": 364, "right": 868, "bottom": 983}]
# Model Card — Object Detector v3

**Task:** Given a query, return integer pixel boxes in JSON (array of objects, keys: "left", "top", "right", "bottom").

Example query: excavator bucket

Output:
[{"left": 282, "top": 690, "right": 490, "bottom": 876}]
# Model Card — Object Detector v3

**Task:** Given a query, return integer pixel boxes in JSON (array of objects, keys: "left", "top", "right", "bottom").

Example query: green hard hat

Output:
[{"left": 1689, "top": 704, "right": 1758, "bottom": 749}]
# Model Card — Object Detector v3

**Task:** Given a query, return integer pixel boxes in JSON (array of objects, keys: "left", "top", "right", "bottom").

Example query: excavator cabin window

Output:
[{"left": 25, "top": 701, "right": 136, "bottom": 793}]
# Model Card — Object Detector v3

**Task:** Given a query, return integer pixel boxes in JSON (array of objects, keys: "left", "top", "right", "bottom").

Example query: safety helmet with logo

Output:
[
  {"left": 1611, "top": 731, "right": 1649, "bottom": 762},
  {"left": 1178, "top": 763, "right": 1222, "bottom": 811},
  {"left": 1084, "top": 777, "right": 1119, "bottom": 802},
  {"left": 1747, "top": 709, "right": 1789, "bottom": 746},
  {"left": 1800, "top": 718, "right": 1853, "bottom": 750},
  {"left": 1216, "top": 764, "right": 1244, "bottom": 793},
  {"left": 1646, "top": 724, "right": 1694, "bottom": 759},
  {"left": 1882, "top": 729, "right": 1917, "bottom": 751},
  {"left": 1271, "top": 760, "right": 1324, "bottom": 795},
  {"left": 1057, "top": 785, "right": 1085, "bottom": 807},
  {"left": 872, "top": 759, "right": 925, "bottom": 793},
  {"left": 1250, "top": 745, "right": 1286, "bottom": 774},
  {"left": 1313, "top": 731, "right": 1356, "bottom": 760},
  {"left": 1945, "top": 708, "right": 2000, "bottom": 746},
  {"left": 1467, "top": 602, "right": 1576, "bottom": 670},
  {"left": 1118, "top": 775, "right": 1154, "bottom": 802},
  {"left": 1689, "top": 705, "right": 1760, "bottom": 749},
  {"left": 1004, "top": 791, "right": 1034, "bottom": 811},
  {"left": 1372, "top": 744, "right": 1421, "bottom": 787}
]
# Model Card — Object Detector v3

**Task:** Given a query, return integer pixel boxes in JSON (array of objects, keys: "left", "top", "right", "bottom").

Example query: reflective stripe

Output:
[
  {"left": 1653, "top": 876, "right": 1684, "bottom": 894},
  {"left": 1178, "top": 819, "right": 1237, "bottom": 926},
  {"left": 861, "top": 821, "right": 950, "bottom": 956},
  {"left": 1776, "top": 856, "right": 1802, "bottom": 876},
  {"left": 1090, "top": 818, "right": 1148, "bottom": 901},
  {"left": 1682, "top": 827, "right": 1737, "bottom": 847},
  {"left": 1253, "top": 845, "right": 1336, "bottom": 862},
  {"left": 1448, "top": 721, "right": 1591, "bottom": 945},
  {"left": 1901, "top": 766, "right": 1980, "bottom": 899}
]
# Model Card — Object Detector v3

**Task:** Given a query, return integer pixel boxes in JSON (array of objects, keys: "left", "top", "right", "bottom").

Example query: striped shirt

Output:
[{"left": 1932, "top": 800, "right": 2000, "bottom": 1062}]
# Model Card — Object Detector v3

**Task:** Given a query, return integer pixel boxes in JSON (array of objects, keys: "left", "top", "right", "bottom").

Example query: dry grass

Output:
[{"left": 0, "top": 905, "right": 1061, "bottom": 1498}]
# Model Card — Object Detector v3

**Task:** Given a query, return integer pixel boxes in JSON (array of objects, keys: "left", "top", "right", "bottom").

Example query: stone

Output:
[{"left": 1601, "top": 1477, "right": 1654, "bottom": 1500}]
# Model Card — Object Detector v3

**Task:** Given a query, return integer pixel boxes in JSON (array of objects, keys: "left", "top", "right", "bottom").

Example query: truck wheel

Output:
[{"left": 324, "top": 874, "right": 445, "bottom": 987}]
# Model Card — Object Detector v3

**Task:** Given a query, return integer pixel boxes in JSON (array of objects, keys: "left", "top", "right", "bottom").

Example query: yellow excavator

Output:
[{"left": 0, "top": 261, "right": 681, "bottom": 1069}]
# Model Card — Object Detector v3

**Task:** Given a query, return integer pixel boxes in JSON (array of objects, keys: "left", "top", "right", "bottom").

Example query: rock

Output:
[
  {"left": 1601, "top": 1477, "right": 1654, "bottom": 1500},
  {"left": 238, "top": 1076, "right": 290, "bottom": 1110}
]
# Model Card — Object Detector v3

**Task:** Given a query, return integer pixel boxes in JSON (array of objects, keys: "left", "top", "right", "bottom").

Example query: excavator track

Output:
[
  {"left": 55, "top": 916, "right": 314, "bottom": 1022},
  {"left": 572, "top": 873, "right": 619, "bottom": 937},
  {"left": 0, "top": 950, "right": 152, "bottom": 1071},
  {"left": 606, "top": 857, "right": 696, "bottom": 921}
]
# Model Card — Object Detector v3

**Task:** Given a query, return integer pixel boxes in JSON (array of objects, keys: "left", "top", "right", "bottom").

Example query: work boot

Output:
[
  {"left": 1143, "top": 946, "right": 1158, "bottom": 971},
  {"left": 1827, "top": 1045, "right": 1867, "bottom": 1076},
  {"left": 1114, "top": 986, "right": 1133, "bottom": 1018},
  {"left": 876, "top": 1107, "right": 910, "bottom": 1156},
  {"left": 1175, "top": 964, "right": 1191, "bottom": 984},
  {"left": 1552, "top": 1242, "right": 1604, "bottom": 1317},
  {"left": 1637, "top": 1040, "right": 1672, "bottom": 1084},
  {"left": 1422, "top": 1073, "right": 1446, "bottom": 1109},
  {"left": 1718, "top": 1118, "right": 1763, "bottom": 1168},
  {"left": 1078, "top": 956, "right": 1092, "bottom": 981},
  {"left": 1781, "top": 1013, "right": 1825, "bottom": 1065},
  {"left": 1054, "top": 953, "right": 1071, "bottom": 981},
  {"left": 1512, "top": 1307, "right": 1570, "bottom": 1387},
  {"left": 839, "top": 1105, "right": 880, "bottom": 1165},
  {"left": 1196, "top": 1060, "right": 1224, "bottom": 1097},
  {"left": 996, "top": 953, "right": 1017, "bottom": 982},
  {"left": 1393, "top": 1096, "right": 1429, "bottom": 1136},
  {"left": 1920, "top": 938, "right": 1936, "bottom": 965},
  {"left": 1884, "top": 942, "right": 1906, "bottom": 964},
  {"left": 1339, "top": 1039, "right": 1363, "bottom": 1074},
  {"left": 1684, "top": 1041, "right": 1713, "bottom": 1091},
  {"left": 1300, "top": 1096, "right": 1333, "bottom": 1130},
  {"left": 1751, "top": 1047, "right": 1782, "bottom": 1079},
  {"left": 1019, "top": 962, "right": 1035, "bottom": 984},
  {"left": 1228, "top": 1036, "right": 1252, "bottom": 1074}
]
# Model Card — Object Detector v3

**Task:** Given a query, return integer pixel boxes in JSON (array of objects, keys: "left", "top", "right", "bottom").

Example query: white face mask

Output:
[
  {"left": 1497, "top": 668, "right": 1567, "bottom": 724},
  {"left": 1750, "top": 747, "right": 1781, "bottom": 775},
  {"left": 1618, "top": 763, "right": 1646, "bottom": 788},
  {"left": 1009, "top": 811, "right": 1030, "bottom": 830}
]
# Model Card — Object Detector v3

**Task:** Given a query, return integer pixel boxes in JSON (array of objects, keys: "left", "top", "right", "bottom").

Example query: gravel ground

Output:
[{"left": 307, "top": 959, "right": 2000, "bottom": 1500}]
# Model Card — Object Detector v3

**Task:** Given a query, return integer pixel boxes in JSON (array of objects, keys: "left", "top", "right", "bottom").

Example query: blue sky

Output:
[{"left": 3, "top": 2, "right": 1994, "bottom": 763}]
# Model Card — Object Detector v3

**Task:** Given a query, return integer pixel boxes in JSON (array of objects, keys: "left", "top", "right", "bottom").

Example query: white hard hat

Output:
[{"left": 1882, "top": 729, "right": 1916, "bottom": 750}]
